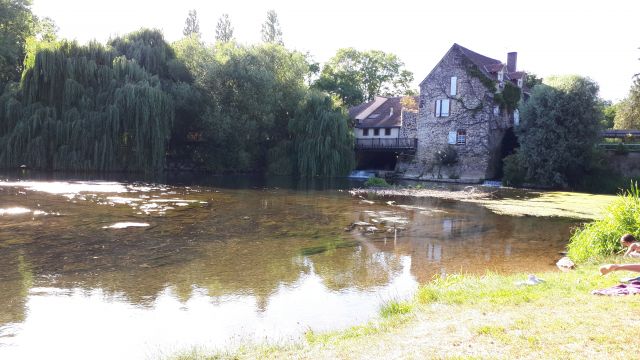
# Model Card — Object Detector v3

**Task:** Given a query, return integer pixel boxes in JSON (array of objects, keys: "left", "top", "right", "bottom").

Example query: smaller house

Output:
[{"left": 349, "top": 96, "right": 418, "bottom": 170}]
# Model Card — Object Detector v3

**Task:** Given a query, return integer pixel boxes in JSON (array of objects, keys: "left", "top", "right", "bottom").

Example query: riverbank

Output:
[
  {"left": 171, "top": 262, "right": 640, "bottom": 359},
  {"left": 169, "top": 188, "right": 629, "bottom": 360},
  {"left": 350, "top": 186, "right": 616, "bottom": 220}
]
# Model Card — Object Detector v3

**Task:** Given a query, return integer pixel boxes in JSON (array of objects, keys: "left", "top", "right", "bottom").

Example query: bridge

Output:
[
  {"left": 355, "top": 138, "right": 417, "bottom": 153},
  {"left": 601, "top": 130, "right": 640, "bottom": 139}
]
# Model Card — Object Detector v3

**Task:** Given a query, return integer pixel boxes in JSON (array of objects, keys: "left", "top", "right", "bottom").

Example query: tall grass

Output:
[{"left": 567, "top": 181, "right": 640, "bottom": 263}]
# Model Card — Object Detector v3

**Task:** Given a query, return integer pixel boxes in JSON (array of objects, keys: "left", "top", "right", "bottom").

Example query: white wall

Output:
[{"left": 355, "top": 127, "right": 399, "bottom": 139}]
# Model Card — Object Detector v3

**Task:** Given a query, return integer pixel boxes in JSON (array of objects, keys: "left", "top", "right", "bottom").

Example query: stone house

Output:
[
  {"left": 348, "top": 96, "right": 418, "bottom": 170},
  {"left": 351, "top": 43, "right": 526, "bottom": 181}
]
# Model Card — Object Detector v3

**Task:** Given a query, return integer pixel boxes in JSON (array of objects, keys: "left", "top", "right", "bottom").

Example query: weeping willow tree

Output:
[
  {"left": 281, "top": 91, "right": 354, "bottom": 177},
  {"left": 0, "top": 30, "right": 183, "bottom": 172}
]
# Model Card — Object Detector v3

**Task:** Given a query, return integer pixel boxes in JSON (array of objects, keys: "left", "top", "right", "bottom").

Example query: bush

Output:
[
  {"left": 567, "top": 182, "right": 640, "bottom": 263},
  {"left": 502, "top": 153, "right": 526, "bottom": 187},
  {"left": 364, "top": 177, "right": 390, "bottom": 188}
]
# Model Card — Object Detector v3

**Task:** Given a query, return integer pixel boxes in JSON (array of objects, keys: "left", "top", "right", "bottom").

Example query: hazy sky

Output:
[{"left": 32, "top": 0, "right": 639, "bottom": 101}]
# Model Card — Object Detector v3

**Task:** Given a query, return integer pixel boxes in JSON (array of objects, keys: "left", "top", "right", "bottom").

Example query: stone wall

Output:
[
  {"left": 604, "top": 151, "right": 640, "bottom": 178},
  {"left": 397, "top": 47, "right": 509, "bottom": 181},
  {"left": 399, "top": 110, "right": 418, "bottom": 138}
]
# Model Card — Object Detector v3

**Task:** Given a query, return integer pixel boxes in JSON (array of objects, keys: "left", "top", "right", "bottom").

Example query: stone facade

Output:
[
  {"left": 397, "top": 44, "right": 521, "bottom": 181},
  {"left": 399, "top": 110, "right": 417, "bottom": 138}
]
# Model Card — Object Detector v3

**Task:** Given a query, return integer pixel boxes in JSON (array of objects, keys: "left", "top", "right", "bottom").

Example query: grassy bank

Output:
[{"left": 171, "top": 261, "right": 640, "bottom": 359}]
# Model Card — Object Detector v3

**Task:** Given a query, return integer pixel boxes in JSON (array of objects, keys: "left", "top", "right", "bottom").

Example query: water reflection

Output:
[{"left": 0, "top": 177, "right": 577, "bottom": 359}]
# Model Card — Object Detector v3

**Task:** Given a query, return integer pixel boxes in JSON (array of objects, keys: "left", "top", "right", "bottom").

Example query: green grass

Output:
[
  {"left": 379, "top": 299, "right": 413, "bottom": 318},
  {"left": 170, "top": 262, "right": 640, "bottom": 359},
  {"left": 568, "top": 181, "right": 640, "bottom": 262}
]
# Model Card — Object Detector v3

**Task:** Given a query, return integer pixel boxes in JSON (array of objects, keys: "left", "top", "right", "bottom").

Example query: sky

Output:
[{"left": 32, "top": 0, "right": 639, "bottom": 101}]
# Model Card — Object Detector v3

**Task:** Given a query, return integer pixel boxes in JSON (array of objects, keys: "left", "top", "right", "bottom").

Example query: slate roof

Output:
[
  {"left": 349, "top": 97, "right": 413, "bottom": 128},
  {"left": 348, "top": 99, "right": 376, "bottom": 119},
  {"left": 455, "top": 43, "right": 502, "bottom": 73}
]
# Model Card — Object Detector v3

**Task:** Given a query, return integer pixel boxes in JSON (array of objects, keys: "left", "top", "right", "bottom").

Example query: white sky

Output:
[{"left": 32, "top": 0, "right": 639, "bottom": 101}]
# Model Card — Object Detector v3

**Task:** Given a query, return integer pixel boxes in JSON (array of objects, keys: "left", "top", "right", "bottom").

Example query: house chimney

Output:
[{"left": 507, "top": 52, "right": 517, "bottom": 73}]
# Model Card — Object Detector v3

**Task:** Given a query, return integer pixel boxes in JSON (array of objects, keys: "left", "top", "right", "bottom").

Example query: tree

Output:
[
  {"left": 34, "top": 16, "right": 58, "bottom": 42},
  {"left": 614, "top": 76, "right": 640, "bottom": 129},
  {"left": 0, "top": 0, "right": 35, "bottom": 88},
  {"left": 524, "top": 72, "right": 543, "bottom": 90},
  {"left": 199, "top": 42, "right": 308, "bottom": 172},
  {"left": 0, "top": 29, "right": 200, "bottom": 172},
  {"left": 285, "top": 91, "right": 354, "bottom": 177},
  {"left": 215, "top": 13, "right": 234, "bottom": 42},
  {"left": 261, "top": 10, "right": 283, "bottom": 45},
  {"left": 183, "top": 9, "right": 200, "bottom": 37},
  {"left": 505, "top": 75, "right": 602, "bottom": 188},
  {"left": 313, "top": 48, "right": 415, "bottom": 107},
  {"left": 600, "top": 100, "right": 618, "bottom": 129}
]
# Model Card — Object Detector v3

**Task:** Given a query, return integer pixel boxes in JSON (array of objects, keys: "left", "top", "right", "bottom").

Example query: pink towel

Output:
[{"left": 592, "top": 280, "right": 640, "bottom": 296}]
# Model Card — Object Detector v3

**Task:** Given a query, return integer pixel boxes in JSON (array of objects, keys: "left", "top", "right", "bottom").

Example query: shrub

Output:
[
  {"left": 567, "top": 181, "right": 640, "bottom": 262},
  {"left": 502, "top": 153, "right": 526, "bottom": 187},
  {"left": 364, "top": 177, "right": 390, "bottom": 188}
]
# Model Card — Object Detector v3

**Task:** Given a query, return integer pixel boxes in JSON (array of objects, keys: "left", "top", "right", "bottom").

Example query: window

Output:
[
  {"left": 385, "top": 128, "right": 391, "bottom": 136},
  {"left": 435, "top": 99, "right": 450, "bottom": 117},
  {"left": 373, "top": 128, "right": 380, "bottom": 136},
  {"left": 497, "top": 72, "right": 504, "bottom": 81},
  {"left": 456, "top": 129, "right": 466, "bottom": 145},
  {"left": 517, "top": 78, "right": 523, "bottom": 88},
  {"left": 450, "top": 76, "right": 457, "bottom": 96},
  {"left": 363, "top": 128, "right": 369, "bottom": 136}
]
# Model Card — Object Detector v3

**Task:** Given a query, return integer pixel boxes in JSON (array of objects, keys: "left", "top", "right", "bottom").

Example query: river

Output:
[{"left": 0, "top": 173, "right": 577, "bottom": 359}]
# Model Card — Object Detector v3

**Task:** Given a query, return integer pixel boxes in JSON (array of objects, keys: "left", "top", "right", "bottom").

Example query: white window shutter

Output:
[
  {"left": 514, "top": 109, "right": 520, "bottom": 126},
  {"left": 448, "top": 131, "right": 456, "bottom": 144},
  {"left": 450, "top": 77, "right": 457, "bottom": 96},
  {"left": 441, "top": 99, "right": 450, "bottom": 116},
  {"left": 435, "top": 100, "right": 441, "bottom": 117}
]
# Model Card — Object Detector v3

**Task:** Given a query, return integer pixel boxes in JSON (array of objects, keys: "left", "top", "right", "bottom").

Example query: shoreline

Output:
[{"left": 350, "top": 186, "right": 615, "bottom": 221}]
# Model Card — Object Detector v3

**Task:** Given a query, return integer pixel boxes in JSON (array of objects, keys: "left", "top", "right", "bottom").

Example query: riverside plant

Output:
[
  {"left": 364, "top": 177, "right": 390, "bottom": 188},
  {"left": 567, "top": 181, "right": 640, "bottom": 263}
]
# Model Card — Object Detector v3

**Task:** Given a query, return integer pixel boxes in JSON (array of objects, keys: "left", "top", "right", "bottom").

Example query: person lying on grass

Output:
[
  {"left": 600, "top": 264, "right": 640, "bottom": 275},
  {"left": 620, "top": 234, "right": 640, "bottom": 257}
]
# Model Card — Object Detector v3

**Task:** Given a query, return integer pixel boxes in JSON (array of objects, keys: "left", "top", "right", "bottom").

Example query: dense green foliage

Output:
[
  {"left": 0, "top": 29, "right": 200, "bottom": 172},
  {"left": 567, "top": 182, "right": 640, "bottom": 262},
  {"left": 614, "top": 75, "right": 640, "bottom": 129},
  {"left": 173, "top": 40, "right": 354, "bottom": 177},
  {"left": 285, "top": 91, "right": 354, "bottom": 176},
  {"left": 524, "top": 72, "right": 543, "bottom": 90},
  {"left": 0, "top": 0, "right": 58, "bottom": 89},
  {"left": 313, "top": 48, "right": 415, "bottom": 106},
  {"left": 503, "top": 75, "right": 602, "bottom": 188},
  {"left": 599, "top": 100, "right": 618, "bottom": 129}
]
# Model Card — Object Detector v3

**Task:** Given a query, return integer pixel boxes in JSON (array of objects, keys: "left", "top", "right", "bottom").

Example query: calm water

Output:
[{"left": 0, "top": 174, "right": 577, "bottom": 359}]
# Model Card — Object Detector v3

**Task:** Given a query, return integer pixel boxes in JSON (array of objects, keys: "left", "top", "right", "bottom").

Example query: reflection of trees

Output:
[
  {"left": 1, "top": 185, "right": 382, "bottom": 309},
  {"left": 0, "top": 251, "right": 33, "bottom": 327},
  {"left": 310, "top": 236, "right": 405, "bottom": 291}
]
